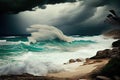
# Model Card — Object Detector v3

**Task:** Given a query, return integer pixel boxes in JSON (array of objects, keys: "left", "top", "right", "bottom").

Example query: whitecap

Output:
[{"left": 27, "top": 24, "right": 73, "bottom": 43}]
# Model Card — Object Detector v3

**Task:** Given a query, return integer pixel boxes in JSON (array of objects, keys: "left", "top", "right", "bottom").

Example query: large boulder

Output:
[
  {"left": 112, "top": 40, "right": 120, "bottom": 47},
  {"left": 68, "top": 58, "right": 82, "bottom": 64},
  {"left": 91, "top": 48, "right": 120, "bottom": 59},
  {"left": 90, "top": 57, "right": 120, "bottom": 80},
  {"left": 69, "top": 59, "right": 76, "bottom": 63},
  {"left": 91, "top": 49, "right": 111, "bottom": 59},
  {"left": 76, "top": 58, "right": 82, "bottom": 62}
]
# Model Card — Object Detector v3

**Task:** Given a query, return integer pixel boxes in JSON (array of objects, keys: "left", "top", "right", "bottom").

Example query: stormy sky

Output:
[{"left": 0, "top": 0, "right": 120, "bottom": 36}]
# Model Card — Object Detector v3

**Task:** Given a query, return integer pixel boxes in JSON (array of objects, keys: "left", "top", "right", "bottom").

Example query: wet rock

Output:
[
  {"left": 85, "top": 58, "right": 90, "bottom": 62},
  {"left": 65, "top": 58, "right": 82, "bottom": 64},
  {"left": 76, "top": 58, "right": 82, "bottom": 62},
  {"left": 112, "top": 40, "right": 120, "bottom": 47},
  {"left": 84, "top": 58, "right": 91, "bottom": 65},
  {"left": 90, "top": 49, "right": 111, "bottom": 59},
  {"left": 69, "top": 58, "right": 82, "bottom": 63},
  {"left": 101, "top": 57, "right": 120, "bottom": 78},
  {"left": 69, "top": 59, "right": 76, "bottom": 63},
  {"left": 90, "top": 48, "right": 120, "bottom": 59}
]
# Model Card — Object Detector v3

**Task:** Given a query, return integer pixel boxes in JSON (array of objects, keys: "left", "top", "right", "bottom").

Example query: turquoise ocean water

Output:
[
  {"left": 0, "top": 35, "right": 114, "bottom": 76},
  {"left": 0, "top": 36, "right": 94, "bottom": 64}
]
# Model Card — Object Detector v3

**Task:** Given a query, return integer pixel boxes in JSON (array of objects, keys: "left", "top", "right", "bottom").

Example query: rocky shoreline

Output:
[{"left": 89, "top": 39, "right": 120, "bottom": 80}]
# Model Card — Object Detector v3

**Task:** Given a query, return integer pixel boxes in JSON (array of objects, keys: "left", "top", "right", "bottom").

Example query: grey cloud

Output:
[
  {"left": 51, "top": 0, "right": 120, "bottom": 35},
  {"left": 0, "top": 0, "right": 77, "bottom": 14},
  {"left": 1, "top": 0, "right": 120, "bottom": 36}
]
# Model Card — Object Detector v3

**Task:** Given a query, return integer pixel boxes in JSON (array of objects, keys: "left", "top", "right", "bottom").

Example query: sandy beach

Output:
[{"left": 47, "top": 59, "right": 109, "bottom": 80}]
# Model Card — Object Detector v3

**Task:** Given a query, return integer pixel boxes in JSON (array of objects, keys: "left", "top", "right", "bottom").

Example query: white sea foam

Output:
[
  {"left": 4, "top": 36, "right": 16, "bottom": 38},
  {"left": 0, "top": 60, "right": 64, "bottom": 76},
  {"left": 27, "top": 24, "right": 73, "bottom": 43},
  {"left": 0, "top": 40, "right": 6, "bottom": 43},
  {"left": 0, "top": 51, "right": 84, "bottom": 76},
  {"left": 0, "top": 41, "right": 30, "bottom": 45},
  {"left": 73, "top": 35, "right": 116, "bottom": 58},
  {"left": 0, "top": 34, "right": 116, "bottom": 76},
  {"left": 73, "top": 35, "right": 114, "bottom": 42}
]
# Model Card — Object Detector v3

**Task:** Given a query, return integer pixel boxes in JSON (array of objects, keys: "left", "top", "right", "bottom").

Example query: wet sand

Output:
[{"left": 47, "top": 59, "right": 109, "bottom": 80}]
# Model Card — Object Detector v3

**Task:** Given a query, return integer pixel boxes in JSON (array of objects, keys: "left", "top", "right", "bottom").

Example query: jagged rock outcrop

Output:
[
  {"left": 103, "top": 29, "right": 120, "bottom": 39},
  {"left": 90, "top": 57, "right": 120, "bottom": 80},
  {"left": 100, "top": 57, "right": 120, "bottom": 79},
  {"left": 90, "top": 39, "right": 120, "bottom": 80},
  {"left": 91, "top": 48, "right": 120, "bottom": 59},
  {"left": 112, "top": 40, "right": 120, "bottom": 47}
]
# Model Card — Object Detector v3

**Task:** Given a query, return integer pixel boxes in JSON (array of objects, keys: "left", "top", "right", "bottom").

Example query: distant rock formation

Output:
[
  {"left": 103, "top": 28, "right": 120, "bottom": 39},
  {"left": 104, "top": 10, "right": 120, "bottom": 39}
]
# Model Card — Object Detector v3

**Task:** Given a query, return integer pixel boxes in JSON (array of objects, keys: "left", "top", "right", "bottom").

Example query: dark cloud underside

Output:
[
  {"left": 53, "top": 0, "right": 120, "bottom": 35},
  {"left": 0, "top": 0, "right": 120, "bottom": 36},
  {"left": 0, "top": 0, "right": 76, "bottom": 14}
]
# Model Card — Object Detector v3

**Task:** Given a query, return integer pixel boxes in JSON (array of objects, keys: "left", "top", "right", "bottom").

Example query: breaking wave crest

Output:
[
  {"left": 0, "top": 29, "right": 116, "bottom": 76},
  {"left": 27, "top": 24, "right": 73, "bottom": 43},
  {"left": 0, "top": 59, "right": 64, "bottom": 76}
]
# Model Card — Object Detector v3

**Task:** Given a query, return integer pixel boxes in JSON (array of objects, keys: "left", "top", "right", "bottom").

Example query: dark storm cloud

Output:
[
  {"left": 52, "top": 0, "right": 120, "bottom": 35},
  {"left": 0, "top": 0, "right": 77, "bottom": 14},
  {"left": 0, "top": 0, "right": 120, "bottom": 36},
  {"left": 106, "top": 0, "right": 120, "bottom": 8},
  {"left": 0, "top": 15, "right": 29, "bottom": 36},
  {"left": 83, "top": 0, "right": 120, "bottom": 8}
]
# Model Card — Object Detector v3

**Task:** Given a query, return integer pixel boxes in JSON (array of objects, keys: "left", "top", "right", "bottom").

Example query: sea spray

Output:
[
  {"left": 0, "top": 59, "right": 64, "bottom": 76},
  {"left": 27, "top": 24, "right": 73, "bottom": 43}
]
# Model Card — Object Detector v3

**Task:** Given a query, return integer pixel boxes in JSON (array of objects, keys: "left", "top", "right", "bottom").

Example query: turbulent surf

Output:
[{"left": 0, "top": 25, "right": 115, "bottom": 76}]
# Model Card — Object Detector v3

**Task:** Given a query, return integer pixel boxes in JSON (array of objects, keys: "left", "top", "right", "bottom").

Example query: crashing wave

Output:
[
  {"left": 0, "top": 60, "right": 64, "bottom": 76},
  {"left": 0, "top": 40, "right": 6, "bottom": 43},
  {"left": 0, "top": 35, "right": 116, "bottom": 76},
  {"left": 27, "top": 24, "right": 73, "bottom": 43}
]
